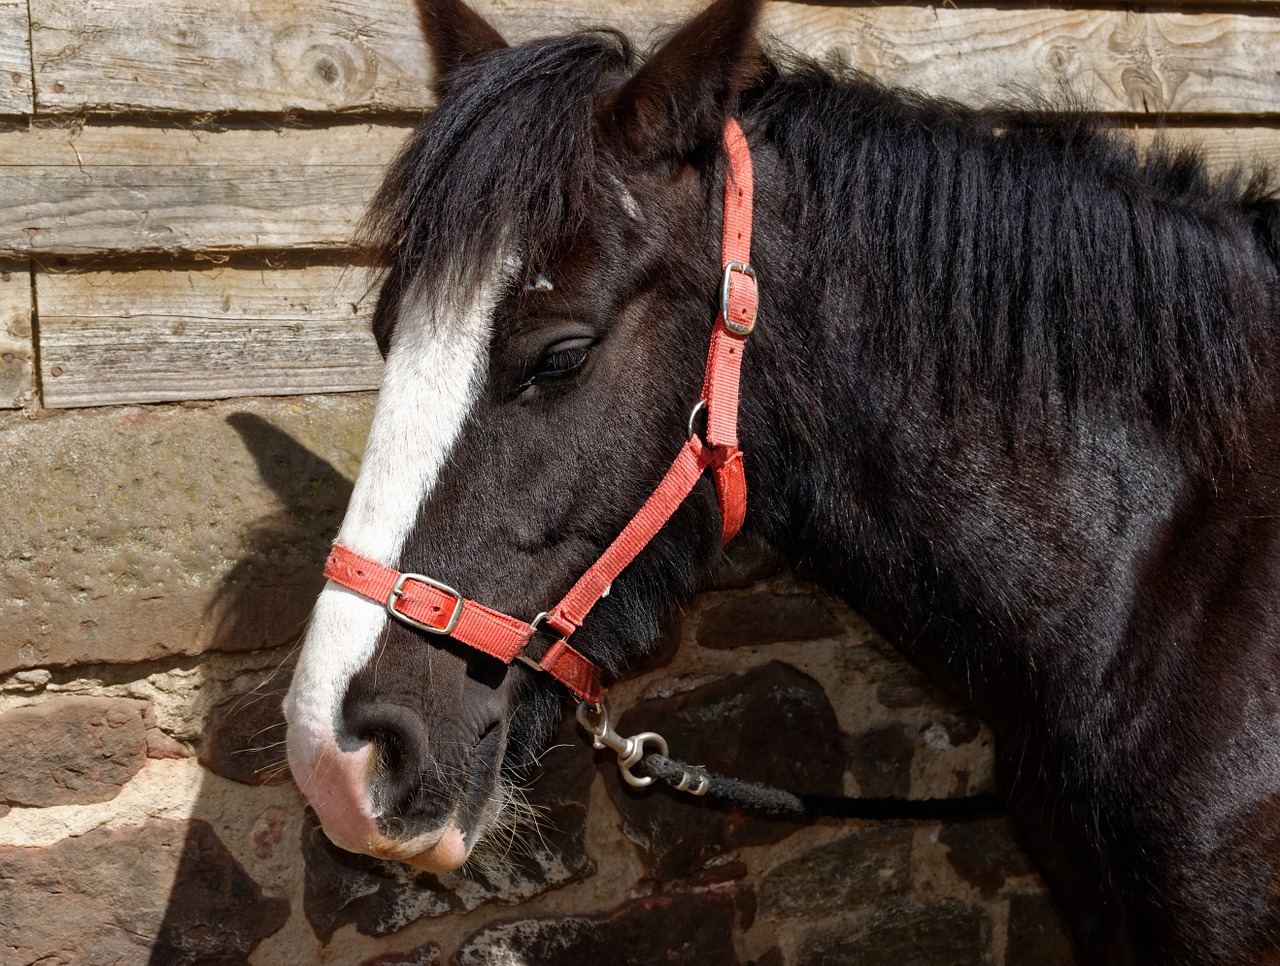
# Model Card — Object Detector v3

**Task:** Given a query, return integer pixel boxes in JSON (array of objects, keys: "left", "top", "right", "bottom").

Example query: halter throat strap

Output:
[{"left": 323, "top": 119, "right": 758, "bottom": 706}]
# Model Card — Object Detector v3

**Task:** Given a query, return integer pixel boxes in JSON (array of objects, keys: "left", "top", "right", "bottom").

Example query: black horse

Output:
[{"left": 283, "top": 0, "right": 1280, "bottom": 960}]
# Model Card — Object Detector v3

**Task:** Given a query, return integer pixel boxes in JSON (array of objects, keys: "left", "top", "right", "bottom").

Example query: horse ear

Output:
[
  {"left": 600, "top": 0, "right": 764, "bottom": 162},
  {"left": 416, "top": 0, "right": 509, "bottom": 81}
]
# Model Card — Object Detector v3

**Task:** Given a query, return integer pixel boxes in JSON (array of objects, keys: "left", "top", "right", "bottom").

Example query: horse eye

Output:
[{"left": 520, "top": 339, "right": 593, "bottom": 392}]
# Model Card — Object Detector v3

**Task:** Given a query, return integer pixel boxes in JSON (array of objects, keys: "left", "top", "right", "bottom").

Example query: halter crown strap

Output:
[{"left": 322, "top": 118, "right": 756, "bottom": 706}]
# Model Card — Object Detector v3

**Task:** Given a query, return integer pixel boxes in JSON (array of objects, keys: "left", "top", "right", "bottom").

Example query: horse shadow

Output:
[
  {"left": 144, "top": 410, "right": 610, "bottom": 961},
  {"left": 146, "top": 411, "right": 354, "bottom": 964},
  {"left": 205, "top": 412, "right": 353, "bottom": 656}
]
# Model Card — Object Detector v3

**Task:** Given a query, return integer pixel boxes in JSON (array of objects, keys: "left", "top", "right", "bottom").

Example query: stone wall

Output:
[{"left": 0, "top": 395, "right": 1079, "bottom": 964}]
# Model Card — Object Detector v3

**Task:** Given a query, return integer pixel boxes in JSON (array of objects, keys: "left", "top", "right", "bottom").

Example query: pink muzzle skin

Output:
[{"left": 287, "top": 726, "right": 470, "bottom": 873}]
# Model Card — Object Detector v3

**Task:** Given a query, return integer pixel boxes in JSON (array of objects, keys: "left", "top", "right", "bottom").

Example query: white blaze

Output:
[{"left": 285, "top": 268, "right": 502, "bottom": 755}]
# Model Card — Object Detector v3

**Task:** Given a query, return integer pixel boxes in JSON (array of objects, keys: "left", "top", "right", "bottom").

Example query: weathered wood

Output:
[
  {"left": 28, "top": 0, "right": 1280, "bottom": 118},
  {"left": 1126, "top": 125, "right": 1280, "bottom": 173},
  {"left": 27, "top": 117, "right": 1280, "bottom": 409},
  {"left": 762, "top": 6, "right": 1280, "bottom": 117},
  {"left": 2, "top": 122, "right": 1277, "bottom": 260},
  {"left": 30, "top": 0, "right": 432, "bottom": 115},
  {"left": 0, "top": 270, "right": 34, "bottom": 408},
  {"left": 0, "top": 0, "right": 32, "bottom": 115},
  {"left": 0, "top": 124, "right": 410, "bottom": 257},
  {"left": 38, "top": 267, "right": 383, "bottom": 408}
]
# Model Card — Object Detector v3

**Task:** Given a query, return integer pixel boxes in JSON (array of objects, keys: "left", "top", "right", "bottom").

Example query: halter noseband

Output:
[{"left": 324, "top": 119, "right": 758, "bottom": 707}]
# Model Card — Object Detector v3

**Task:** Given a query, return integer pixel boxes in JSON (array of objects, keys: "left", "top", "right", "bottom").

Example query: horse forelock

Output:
[{"left": 363, "top": 31, "right": 635, "bottom": 349}]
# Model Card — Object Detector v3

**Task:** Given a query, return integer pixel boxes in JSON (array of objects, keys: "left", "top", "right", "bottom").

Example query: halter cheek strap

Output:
[{"left": 323, "top": 119, "right": 758, "bottom": 707}]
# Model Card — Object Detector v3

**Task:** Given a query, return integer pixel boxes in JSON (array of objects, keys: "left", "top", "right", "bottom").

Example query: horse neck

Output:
[
  {"left": 730, "top": 125, "right": 1280, "bottom": 720},
  {"left": 753, "top": 358, "right": 1174, "bottom": 719},
  {"left": 737, "top": 227, "right": 1197, "bottom": 725}
]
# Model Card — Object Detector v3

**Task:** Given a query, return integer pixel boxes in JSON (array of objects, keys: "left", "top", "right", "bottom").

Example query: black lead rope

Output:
[
  {"left": 576, "top": 701, "right": 1005, "bottom": 822},
  {"left": 636, "top": 753, "right": 1005, "bottom": 821}
]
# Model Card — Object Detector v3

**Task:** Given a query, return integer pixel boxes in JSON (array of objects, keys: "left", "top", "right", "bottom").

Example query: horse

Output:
[{"left": 282, "top": 0, "right": 1280, "bottom": 960}]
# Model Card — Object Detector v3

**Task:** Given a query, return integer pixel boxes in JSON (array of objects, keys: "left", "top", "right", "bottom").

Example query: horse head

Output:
[{"left": 284, "top": 0, "right": 771, "bottom": 872}]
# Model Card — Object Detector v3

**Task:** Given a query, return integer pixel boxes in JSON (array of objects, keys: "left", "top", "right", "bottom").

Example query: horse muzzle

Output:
[{"left": 284, "top": 702, "right": 495, "bottom": 873}]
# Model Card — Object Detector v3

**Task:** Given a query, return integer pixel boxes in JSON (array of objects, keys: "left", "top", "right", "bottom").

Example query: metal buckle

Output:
[
  {"left": 719, "top": 262, "right": 758, "bottom": 336},
  {"left": 386, "top": 572, "right": 464, "bottom": 636},
  {"left": 516, "top": 603, "right": 604, "bottom": 673}
]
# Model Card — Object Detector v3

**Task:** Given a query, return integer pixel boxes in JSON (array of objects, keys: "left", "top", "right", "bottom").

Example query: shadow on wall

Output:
[
  {"left": 144, "top": 410, "right": 608, "bottom": 962},
  {"left": 146, "top": 413, "right": 353, "bottom": 965},
  {"left": 205, "top": 412, "right": 354, "bottom": 655}
]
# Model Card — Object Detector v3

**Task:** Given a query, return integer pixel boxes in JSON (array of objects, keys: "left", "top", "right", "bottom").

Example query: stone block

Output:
[
  {"left": 252, "top": 806, "right": 290, "bottom": 859},
  {"left": 199, "top": 690, "right": 291, "bottom": 785},
  {"left": 0, "top": 696, "right": 148, "bottom": 807},
  {"left": 846, "top": 724, "right": 916, "bottom": 799},
  {"left": 939, "top": 817, "right": 1036, "bottom": 896},
  {"left": 797, "top": 900, "right": 994, "bottom": 966},
  {"left": 760, "top": 825, "right": 915, "bottom": 919},
  {"left": 361, "top": 944, "right": 443, "bottom": 966},
  {"left": 604, "top": 661, "right": 845, "bottom": 880},
  {"left": 454, "top": 891, "right": 741, "bottom": 966},
  {"left": 696, "top": 592, "right": 844, "bottom": 649},
  {"left": 1, "top": 395, "right": 373, "bottom": 673},
  {"left": 0, "top": 818, "right": 288, "bottom": 964}
]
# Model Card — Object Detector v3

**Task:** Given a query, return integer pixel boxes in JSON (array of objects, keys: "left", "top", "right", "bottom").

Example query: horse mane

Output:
[
  {"left": 745, "top": 58, "right": 1280, "bottom": 454},
  {"left": 365, "top": 28, "right": 1280, "bottom": 453}
]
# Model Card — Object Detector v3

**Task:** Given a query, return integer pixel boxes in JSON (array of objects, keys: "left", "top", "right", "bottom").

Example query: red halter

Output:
[{"left": 324, "top": 119, "right": 758, "bottom": 706}]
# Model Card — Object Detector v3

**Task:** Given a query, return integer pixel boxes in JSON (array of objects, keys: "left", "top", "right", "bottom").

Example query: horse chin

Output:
[
  {"left": 364, "top": 790, "right": 507, "bottom": 873},
  {"left": 316, "top": 786, "right": 480, "bottom": 872},
  {"left": 346, "top": 824, "right": 471, "bottom": 873},
  {"left": 402, "top": 827, "right": 471, "bottom": 872}
]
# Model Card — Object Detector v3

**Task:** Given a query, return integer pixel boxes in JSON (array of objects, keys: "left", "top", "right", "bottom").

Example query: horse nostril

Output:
[
  {"left": 343, "top": 704, "right": 429, "bottom": 817},
  {"left": 341, "top": 697, "right": 507, "bottom": 832},
  {"left": 371, "top": 729, "right": 408, "bottom": 788}
]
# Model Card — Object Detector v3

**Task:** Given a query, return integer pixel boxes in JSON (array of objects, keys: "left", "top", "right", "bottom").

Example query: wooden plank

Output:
[
  {"left": 0, "top": 124, "right": 409, "bottom": 257},
  {"left": 28, "top": 0, "right": 1280, "bottom": 118},
  {"left": 1125, "top": 125, "right": 1280, "bottom": 172},
  {"left": 758, "top": 6, "right": 1280, "bottom": 117},
  {"left": 38, "top": 267, "right": 383, "bottom": 408},
  {"left": 0, "top": 0, "right": 32, "bottom": 115},
  {"left": 0, "top": 270, "right": 34, "bottom": 408},
  {"left": 30, "top": 0, "right": 432, "bottom": 115},
  {"left": 1, "top": 122, "right": 1276, "bottom": 260}
]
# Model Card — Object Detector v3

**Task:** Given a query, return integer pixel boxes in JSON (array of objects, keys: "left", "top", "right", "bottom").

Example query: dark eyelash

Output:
[
  {"left": 541, "top": 347, "right": 589, "bottom": 374},
  {"left": 519, "top": 344, "right": 592, "bottom": 393}
]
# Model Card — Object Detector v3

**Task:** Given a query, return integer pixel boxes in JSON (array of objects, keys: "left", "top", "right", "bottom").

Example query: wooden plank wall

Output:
[{"left": 1, "top": 0, "right": 1278, "bottom": 408}]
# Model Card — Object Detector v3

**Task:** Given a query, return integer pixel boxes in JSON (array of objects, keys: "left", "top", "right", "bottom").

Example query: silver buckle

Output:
[
  {"left": 386, "top": 572, "right": 464, "bottom": 636},
  {"left": 719, "top": 262, "right": 758, "bottom": 336}
]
